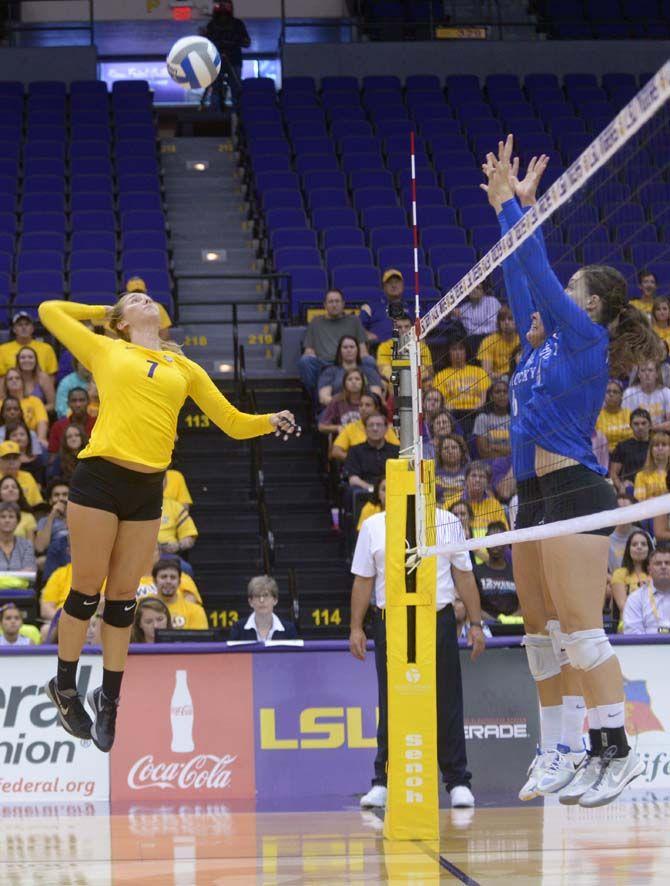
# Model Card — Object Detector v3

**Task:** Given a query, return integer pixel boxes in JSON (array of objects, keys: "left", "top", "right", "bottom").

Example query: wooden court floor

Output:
[{"left": 2, "top": 794, "right": 670, "bottom": 884}]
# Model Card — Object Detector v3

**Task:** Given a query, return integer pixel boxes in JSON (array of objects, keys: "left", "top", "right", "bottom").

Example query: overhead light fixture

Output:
[
  {"left": 186, "top": 160, "right": 209, "bottom": 172},
  {"left": 217, "top": 363, "right": 233, "bottom": 373},
  {"left": 202, "top": 249, "right": 226, "bottom": 262}
]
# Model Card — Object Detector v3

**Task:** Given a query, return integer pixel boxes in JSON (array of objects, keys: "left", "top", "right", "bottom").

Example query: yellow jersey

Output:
[
  {"left": 42, "top": 562, "right": 202, "bottom": 610},
  {"left": 137, "top": 571, "right": 202, "bottom": 605},
  {"left": 629, "top": 298, "right": 654, "bottom": 315},
  {"left": 357, "top": 501, "right": 382, "bottom": 530},
  {"left": 161, "top": 595, "right": 208, "bottom": 630},
  {"left": 0, "top": 396, "right": 48, "bottom": 432},
  {"left": 433, "top": 366, "right": 490, "bottom": 412},
  {"left": 611, "top": 567, "right": 649, "bottom": 594},
  {"left": 633, "top": 468, "right": 667, "bottom": 502},
  {"left": 164, "top": 468, "right": 193, "bottom": 506},
  {"left": 469, "top": 496, "right": 508, "bottom": 533},
  {"left": 15, "top": 511, "right": 36, "bottom": 539},
  {"left": 0, "top": 338, "right": 58, "bottom": 376},
  {"left": 653, "top": 324, "right": 670, "bottom": 346},
  {"left": 38, "top": 302, "right": 275, "bottom": 470},
  {"left": 476, "top": 332, "right": 520, "bottom": 377},
  {"left": 2, "top": 469, "right": 44, "bottom": 506},
  {"left": 333, "top": 420, "right": 399, "bottom": 454},
  {"left": 41, "top": 563, "right": 72, "bottom": 609},
  {"left": 596, "top": 407, "right": 631, "bottom": 452},
  {"left": 376, "top": 338, "right": 433, "bottom": 379},
  {"left": 436, "top": 469, "right": 466, "bottom": 509},
  {"left": 158, "top": 497, "right": 198, "bottom": 544}
]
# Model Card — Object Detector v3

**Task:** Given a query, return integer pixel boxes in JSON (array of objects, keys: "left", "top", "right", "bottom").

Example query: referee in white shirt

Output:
[{"left": 350, "top": 507, "right": 486, "bottom": 809}]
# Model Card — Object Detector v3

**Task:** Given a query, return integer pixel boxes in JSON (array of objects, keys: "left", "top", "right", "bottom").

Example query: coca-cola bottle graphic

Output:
[{"left": 170, "top": 670, "right": 195, "bottom": 753}]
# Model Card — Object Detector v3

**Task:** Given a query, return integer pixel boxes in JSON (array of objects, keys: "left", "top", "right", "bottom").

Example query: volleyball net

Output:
[{"left": 402, "top": 59, "right": 670, "bottom": 560}]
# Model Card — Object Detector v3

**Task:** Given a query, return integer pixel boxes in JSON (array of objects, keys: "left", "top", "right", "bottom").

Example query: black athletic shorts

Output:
[
  {"left": 68, "top": 457, "right": 165, "bottom": 521},
  {"left": 515, "top": 476, "right": 545, "bottom": 530},
  {"left": 538, "top": 463, "right": 617, "bottom": 537}
]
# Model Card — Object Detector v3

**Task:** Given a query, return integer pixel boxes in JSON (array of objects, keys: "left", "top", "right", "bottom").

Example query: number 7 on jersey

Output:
[{"left": 146, "top": 360, "right": 159, "bottom": 379}]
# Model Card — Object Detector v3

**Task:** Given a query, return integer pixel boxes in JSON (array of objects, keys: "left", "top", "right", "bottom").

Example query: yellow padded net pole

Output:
[{"left": 383, "top": 457, "right": 439, "bottom": 841}]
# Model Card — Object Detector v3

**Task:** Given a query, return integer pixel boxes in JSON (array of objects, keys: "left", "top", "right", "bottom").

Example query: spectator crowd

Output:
[
  {"left": 295, "top": 266, "right": 670, "bottom": 637},
  {"left": 3, "top": 266, "right": 670, "bottom": 648}
]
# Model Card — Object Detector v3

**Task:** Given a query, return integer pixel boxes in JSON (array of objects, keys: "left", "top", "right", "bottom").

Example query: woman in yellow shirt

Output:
[
  {"left": 610, "top": 530, "right": 651, "bottom": 625},
  {"left": 463, "top": 461, "right": 508, "bottom": 533},
  {"left": 38, "top": 293, "right": 297, "bottom": 751},
  {"left": 633, "top": 429, "right": 670, "bottom": 501},
  {"left": 2, "top": 367, "right": 49, "bottom": 446},
  {"left": 164, "top": 467, "right": 193, "bottom": 508},
  {"left": 15, "top": 345, "right": 56, "bottom": 413},
  {"left": 652, "top": 297, "right": 670, "bottom": 347},
  {"left": 476, "top": 305, "right": 520, "bottom": 379},
  {"left": 0, "top": 474, "right": 36, "bottom": 543},
  {"left": 435, "top": 434, "right": 469, "bottom": 508},
  {"left": 331, "top": 393, "right": 399, "bottom": 461},
  {"left": 596, "top": 379, "right": 631, "bottom": 452},
  {"left": 433, "top": 340, "right": 489, "bottom": 416}
]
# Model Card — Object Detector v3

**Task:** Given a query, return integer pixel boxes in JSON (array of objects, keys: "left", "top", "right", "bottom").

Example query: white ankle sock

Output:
[
  {"left": 561, "top": 695, "right": 586, "bottom": 752},
  {"left": 597, "top": 701, "right": 625, "bottom": 729},
  {"left": 540, "top": 704, "right": 562, "bottom": 752}
]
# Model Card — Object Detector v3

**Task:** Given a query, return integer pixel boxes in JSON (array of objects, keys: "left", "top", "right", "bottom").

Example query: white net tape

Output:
[
  {"left": 418, "top": 59, "right": 670, "bottom": 339},
  {"left": 428, "top": 493, "right": 670, "bottom": 557}
]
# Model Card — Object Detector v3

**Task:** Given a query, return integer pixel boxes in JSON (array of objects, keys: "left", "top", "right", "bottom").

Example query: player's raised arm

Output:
[
  {"left": 187, "top": 360, "right": 297, "bottom": 440},
  {"left": 38, "top": 300, "right": 112, "bottom": 369}
]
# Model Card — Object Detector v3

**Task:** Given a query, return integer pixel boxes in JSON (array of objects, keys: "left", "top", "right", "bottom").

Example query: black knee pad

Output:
[
  {"left": 63, "top": 589, "right": 101, "bottom": 621},
  {"left": 103, "top": 598, "right": 137, "bottom": 628}
]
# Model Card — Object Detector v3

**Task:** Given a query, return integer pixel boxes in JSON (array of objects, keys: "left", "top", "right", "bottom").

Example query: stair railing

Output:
[{"left": 241, "top": 370, "right": 276, "bottom": 574}]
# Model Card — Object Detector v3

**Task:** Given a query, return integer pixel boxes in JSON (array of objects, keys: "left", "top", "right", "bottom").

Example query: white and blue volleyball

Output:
[{"left": 166, "top": 36, "right": 221, "bottom": 90}]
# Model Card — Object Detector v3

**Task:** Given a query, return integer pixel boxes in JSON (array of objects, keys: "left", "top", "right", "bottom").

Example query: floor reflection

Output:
[{"left": 1, "top": 791, "right": 670, "bottom": 884}]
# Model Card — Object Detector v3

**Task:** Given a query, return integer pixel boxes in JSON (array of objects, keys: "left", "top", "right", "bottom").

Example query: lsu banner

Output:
[
  {"left": 0, "top": 655, "right": 108, "bottom": 802},
  {"left": 253, "top": 650, "right": 378, "bottom": 806}
]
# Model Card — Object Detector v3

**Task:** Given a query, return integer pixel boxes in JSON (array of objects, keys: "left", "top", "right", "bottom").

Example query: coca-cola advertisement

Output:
[{"left": 110, "top": 654, "right": 255, "bottom": 802}]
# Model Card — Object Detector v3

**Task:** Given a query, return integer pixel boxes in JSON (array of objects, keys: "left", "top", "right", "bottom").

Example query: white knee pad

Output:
[
  {"left": 546, "top": 619, "right": 570, "bottom": 669},
  {"left": 522, "top": 633, "right": 561, "bottom": 682},
  {"left": 564, "top": 629, "right": 614, "bottom": 672}
]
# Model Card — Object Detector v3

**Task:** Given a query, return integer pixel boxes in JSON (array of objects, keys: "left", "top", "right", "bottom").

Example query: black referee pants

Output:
[{"left": 371, "top": 604, "right": 472, "bottom": 792}]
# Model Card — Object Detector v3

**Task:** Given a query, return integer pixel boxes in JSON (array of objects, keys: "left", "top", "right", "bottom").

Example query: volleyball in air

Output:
[{"left": 166, "top": 36, "right": 221, "bottom": 89}]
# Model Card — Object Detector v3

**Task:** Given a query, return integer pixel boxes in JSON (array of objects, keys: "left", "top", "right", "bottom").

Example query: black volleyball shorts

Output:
[{"left": 68, "top": 457, "right": 165, "bottom": 521}]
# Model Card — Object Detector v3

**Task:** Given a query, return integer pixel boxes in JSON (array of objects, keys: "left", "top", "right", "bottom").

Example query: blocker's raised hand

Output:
[
  {"left": 512, "top": 153, "right": 550, "bottom": 207},
  {"left": 480, "top": 134, "right": 516, "bottom": 212}
]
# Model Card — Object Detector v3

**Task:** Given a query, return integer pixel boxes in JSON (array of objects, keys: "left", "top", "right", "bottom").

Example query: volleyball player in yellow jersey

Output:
[{"left": 40, "top": 293, "right": 297, "bottom": 752}]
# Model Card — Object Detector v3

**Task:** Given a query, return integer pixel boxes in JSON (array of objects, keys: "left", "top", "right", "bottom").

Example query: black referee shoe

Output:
[
  {"left": 87, "top": 687, "right": 119, "bottom": 753},
  {"left": 45, "top": 677, "right": 92, "bottom": 740}
]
